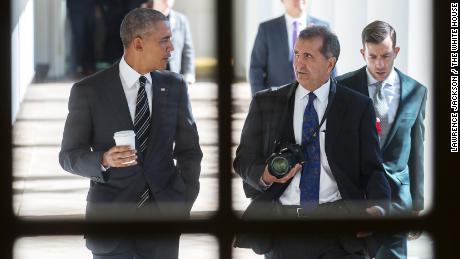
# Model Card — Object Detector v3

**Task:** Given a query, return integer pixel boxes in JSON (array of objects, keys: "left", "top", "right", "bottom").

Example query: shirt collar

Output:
[
  {"left": 285, "top": 12, "right": 307, "bottom": 26},
  {"left": 119, "top": 56, "right": 152, "bottom": 89},
  {"left": 365, "top": 66, "right": 399, "bottom": 87},
  {"left": 296, "top": 78, "right": 330, "bottom": 103}
]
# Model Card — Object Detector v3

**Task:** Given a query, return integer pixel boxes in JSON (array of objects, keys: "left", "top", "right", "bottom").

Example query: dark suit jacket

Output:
[
  {"left": 249, "top": 15, "right": 329, "bottom": 96},
  {"left": 234, "top": 79, "right": 391, "bottom": 255},
  {"left": 337, "top": 66, "right": 427, "bottom": 212},
  {"left": 234, "top": 79, "right": 390, "bottom": 212},
  {"left": 169, "top": 10, "right": 195, "bottom": 82},
  {"left": 59, "top": 62, "right": 202, "bottom": 253}
]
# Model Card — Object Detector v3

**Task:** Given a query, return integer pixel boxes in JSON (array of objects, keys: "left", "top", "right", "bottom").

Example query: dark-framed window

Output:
[{"left": 1, "top": 1, "right": 458, "bottom": 258}]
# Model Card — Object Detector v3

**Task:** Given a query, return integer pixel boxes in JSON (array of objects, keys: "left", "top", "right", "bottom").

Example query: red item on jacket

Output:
[{"left": 376, "top": 117, "right": 382, "bottom": 135}]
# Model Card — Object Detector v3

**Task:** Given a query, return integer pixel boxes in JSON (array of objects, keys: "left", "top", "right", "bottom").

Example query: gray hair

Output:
[
  {"left": 298, "top": 26, "right": 340, "bottom": 61},
  {"left": 120, "top": 8, "right": 167, "bottom": 48}
]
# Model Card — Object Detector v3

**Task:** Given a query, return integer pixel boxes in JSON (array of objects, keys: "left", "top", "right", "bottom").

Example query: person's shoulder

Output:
[
  {"left": 336, "top": 68, "right": 362, "bottom": 81},
  {"left": 153, "top": 70, "right": 183, "bottom": 80},
  {"left": 170, "top": 9, "right": 189, "bottom": 23},
  {"left": 336, "top": 80, "right": 372, "bottom": 105},
  {"left": 259, "top": 15, "right": 284, "bottom": 29},
  {"left": 73, "top": 63, "right": 119, "bottom": 90},
  {"left": 152, "top": 70, "right": 186, "bottom": 89},
  {"left": 336, "top": 67, "right": 366, "bottom": 84},
  {"left": 395, "top": 68, "right": 427, "bottom": 92},
  {"left": 253, "top": 82, "right": 293, "bottom": 101},
  {"left": 335, "top": 66, "right": 367, "bottom": 88}
]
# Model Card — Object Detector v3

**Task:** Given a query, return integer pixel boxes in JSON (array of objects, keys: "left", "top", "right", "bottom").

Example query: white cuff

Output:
[{"left": 259, "top": 176, "right": 273, "bottom": 190}]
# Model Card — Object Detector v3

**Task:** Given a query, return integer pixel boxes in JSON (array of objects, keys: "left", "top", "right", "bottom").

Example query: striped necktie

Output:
[{"left": 134, "top": 76, "right": 151, "bottom": 153}]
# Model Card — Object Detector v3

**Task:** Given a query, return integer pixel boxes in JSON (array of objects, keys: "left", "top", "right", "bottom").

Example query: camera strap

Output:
[
  {"left": 301, "top": 77, "right": 337, "bottom": 146},
  {"left": 271, "top": 78, "right": 337, "bottom": 150}
]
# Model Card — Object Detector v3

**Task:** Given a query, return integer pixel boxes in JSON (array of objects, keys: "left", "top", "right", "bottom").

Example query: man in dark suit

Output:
[
  {"left": 59, "top": 8, "right": 202, "bottom": 259},
  {"left": 249, "top": 0, "right": 330, "bottom": 96},
  {"left": 234, "top": 26, "right": 391, "bottom": 259},
  {"left": 336, "top": 20, "right": 427, "bottom": 259}
]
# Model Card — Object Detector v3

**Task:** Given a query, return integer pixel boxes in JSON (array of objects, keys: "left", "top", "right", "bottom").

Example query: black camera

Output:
[{"left": 266, "top": 144, "right": 304, "bottom": 179}]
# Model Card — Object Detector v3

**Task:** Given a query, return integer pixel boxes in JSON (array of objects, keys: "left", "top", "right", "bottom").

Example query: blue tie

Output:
[{"left": 300, "top": 92, "right": 320, "bottom": 211}]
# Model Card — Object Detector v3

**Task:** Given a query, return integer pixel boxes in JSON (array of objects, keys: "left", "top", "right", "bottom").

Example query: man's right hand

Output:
[
  {"left": 101, "top": 145, "right": 137, "bottom": 168},
  {"left": 261, "top": 163, "right": 302, "bottom": 185}
]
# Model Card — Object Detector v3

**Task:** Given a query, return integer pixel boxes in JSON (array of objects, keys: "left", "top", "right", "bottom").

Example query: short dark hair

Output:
[
  {"left": 298, "top": 26, "right": 340, "bottom": 61},
  {"left": 361, "top": 20, "right": 397, "bottom": 49},
  {"left": 120, "top": 8, "right": 167, "bottom": 48}
]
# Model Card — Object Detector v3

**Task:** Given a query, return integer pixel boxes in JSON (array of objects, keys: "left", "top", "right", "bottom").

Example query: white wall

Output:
[{"left": 11, "top": 0, "right": 35, "bottom": 123}]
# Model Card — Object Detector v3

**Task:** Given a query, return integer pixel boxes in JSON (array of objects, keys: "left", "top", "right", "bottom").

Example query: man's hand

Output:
[
  {"left": 102, "top": 145, "right": 137, "bottom": 168},
  {"left": 261, "top": 163, "right": 302, "bottom": 185},
  {"left": 356, "top": 206, "right": 385, "bottom": 238}
]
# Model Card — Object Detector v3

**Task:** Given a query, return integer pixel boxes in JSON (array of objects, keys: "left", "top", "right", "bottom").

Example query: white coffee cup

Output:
[{"left": 113, "top": 130, "right": 136, "bottom": 150}]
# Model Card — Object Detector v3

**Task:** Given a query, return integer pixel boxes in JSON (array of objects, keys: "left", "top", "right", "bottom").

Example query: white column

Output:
[
  {"left": 408, "top": 0, "right": 433, "bottom": 212},
  {"left": 34, "top": 0, "right": 66, "bottom": 78},
  {"left": 330, "top": 0, "right": 368, "bottom": 74}
]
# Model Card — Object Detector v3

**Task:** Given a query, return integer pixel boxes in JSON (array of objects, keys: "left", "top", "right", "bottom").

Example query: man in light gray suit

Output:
[
  {"left": 59, "top": 8, "right": 202, "bottom": 259},
  {"left": 144, "top": 0, "right": 196, "bottom": 84},
  {"left": 249, "top": 0, "right": 330, "bottom": 96}
]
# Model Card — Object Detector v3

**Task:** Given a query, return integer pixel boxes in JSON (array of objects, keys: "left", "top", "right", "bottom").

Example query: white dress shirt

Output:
[
  {"left": 366, "top": 67, "right": 400, "bottom": 125},
  {"left": 279, "top": 79, "right": 342, "bottom": 205},
  {"left": 119, "top": 56, "right": 153, "bottom": 123},
  {"left": 101, "top": 57, "right": 153, "bottom": 171},
  {"left": 285, "top": 13, "right": 307, "bottom": 59}
]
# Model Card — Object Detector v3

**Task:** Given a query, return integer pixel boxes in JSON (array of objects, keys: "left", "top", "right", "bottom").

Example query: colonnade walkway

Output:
[{"left": 12, "top": 81, "right": 433, "bottom": 258}]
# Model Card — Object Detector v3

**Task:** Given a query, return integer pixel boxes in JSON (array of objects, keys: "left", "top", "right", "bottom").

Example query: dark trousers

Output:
[
  {"left": 68, "top": 7, "right": 95, "bottom": 72},
  {"left": 90, "top": 197, "right": 180, "bottom": 259},
  {"left": 264, "top": 235, "right": 368, "bottom": 259},
  {"left": 375, "top": 233, "right": 407, "bottom": 259},
  {"left": 264, "top": 201, "right": 369, "bottom": 259},
  {"left": 92, "top": 235, "right": 180, "bottom": 259}
]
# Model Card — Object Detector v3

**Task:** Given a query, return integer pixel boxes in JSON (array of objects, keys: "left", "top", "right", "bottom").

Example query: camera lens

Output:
[{"left": 270, "top": 156, "right": 289, "bottom": 177}]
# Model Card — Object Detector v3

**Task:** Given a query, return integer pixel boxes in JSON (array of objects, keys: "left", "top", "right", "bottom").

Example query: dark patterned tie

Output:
[
  {"left": 372, "top": 81, "right": 389, "bottom": 147},
  {"left": 300, "top": 92, "right": 321, "bottom": 211},
  {"left": 134, "top": 76, "right": 151, "bottom": 153}
]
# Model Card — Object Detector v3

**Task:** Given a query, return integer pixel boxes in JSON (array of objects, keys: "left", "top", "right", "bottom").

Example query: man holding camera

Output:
[{"left": 234, "top": 26, "right": 391, "bottom": 259}]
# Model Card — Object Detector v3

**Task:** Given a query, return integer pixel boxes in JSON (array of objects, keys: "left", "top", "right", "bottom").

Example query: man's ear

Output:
[
  {"left": 132, "top": 37, "right": 144, "bottom": 51},
  {"left": 394, "top": 46, "right": 400, "bottom": 57},
  {"left": 360, "top": 48, "right": 365, "bottom": 59},
  {"left": 328, "top": 57, "right": 337, "bottom": 73}
]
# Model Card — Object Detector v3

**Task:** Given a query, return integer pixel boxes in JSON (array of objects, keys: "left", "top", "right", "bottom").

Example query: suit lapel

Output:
[
  {"left": 325, "top": 79, "right": 347, "bottom": 153},
  {"left": 144, "top": 71, "right": 168, "bottom": 156},
  {"left": 104, "top": 63, "right": 133, "bottom": 130},
  {"left": 355, "top": 67, "right": 370, "bottom": 96},
  {"left": 266, "top": 83, "right": 296, "bottom": 155},
  {"left": 277, "top": 16, "right": 290, "bottom": 64},
  {"left": 283, "top": 83, "right": 297, "bottom": 143},
  {"left": 381, "top": 69, "right": 414, "bottom": 152}
]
